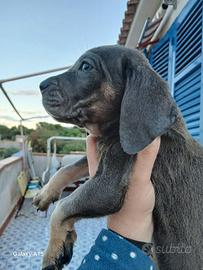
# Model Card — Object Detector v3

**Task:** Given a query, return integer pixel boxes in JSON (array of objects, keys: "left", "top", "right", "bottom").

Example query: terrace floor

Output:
[{"left": 0, "top": 196, "right": 106, "bottom": 270}]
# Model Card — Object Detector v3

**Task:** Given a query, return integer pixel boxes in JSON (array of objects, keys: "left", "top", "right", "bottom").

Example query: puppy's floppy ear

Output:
[{"left": 119, "top": 56, "right": 178, "bottom": 155}]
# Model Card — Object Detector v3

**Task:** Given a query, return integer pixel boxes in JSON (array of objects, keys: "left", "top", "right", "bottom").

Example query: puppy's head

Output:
[{"left": 40, "top": 45, "right": 178, "bottom": 154}]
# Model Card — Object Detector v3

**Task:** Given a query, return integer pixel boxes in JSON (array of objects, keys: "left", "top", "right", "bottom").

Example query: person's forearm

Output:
[
  {"left": 107, "top": 180, "right": 154, "bottom": 242},
  {"left": 107, "top": 180, "right": 154, "bottom": 243},
  {"left": 107, "top": 138, "right": 160, "bottom": 242},
  {"left": 108, "top": 215, "right": 153, "bottom": 242},
  {"left": 87, "top": 135, "right": 159, "bottom": 244}
]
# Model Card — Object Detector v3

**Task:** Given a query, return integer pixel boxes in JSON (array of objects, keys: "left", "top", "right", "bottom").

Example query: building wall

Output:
[
  {"left": 0, "top": 157, "right": 22, "bottom": 228},
  {"left": 0, "top": 153, "right": 85, "bottom": 230},
  {"left": 126, "top": 0, "right": 203, "bottom": 144},
  {"left": 161, "top": 0, "right": 188, "bottom": 35},
  {"left": 32, "top": 153, "right": 84, "bottom": 179},
  {"left": 126, "top": 0, "right": 188, "bottom": 49},
  {"left": 126, "top": 0, "right": 162, "bottom": 48},
  {"left": 150, "top": 0, "right": 203, "bottom": 143},
  {"left": 32, "top": 153, "right": 57, "bottom": 179}
]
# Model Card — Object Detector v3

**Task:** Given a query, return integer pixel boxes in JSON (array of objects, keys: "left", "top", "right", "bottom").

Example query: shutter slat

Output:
[
  {"left": 179, "top": 97, "right": 200, "bottom": 112},
  {"left": 177, "top": 0, "right": 202, "bottom": 36},
  {"left": 155, "top": 64, "right": 168, "bottom": 74},
  {"left": 152, "top": 48, "right": 169, "bottom": 63},
  {"left": 188, "top": 127, "right": 200, "bottom": 137},
  {"left": 175, "top": 0, "right": 202, "bottom": 74},
  {"left": 176, "top": 41, "right": 202, "bottom": 74},
  {"left": 175, "top": 82, "right": 201, "bottom": 102},
  {"left": 174, "top": 69, "right": 201, "bottom": 96},
  {"left": 152, "top": 41, "right": 169, "bottom": 60},
  {"left": 182, "top": 104, "right": 200, "bottom": 117},
  {"left": 187, "top": 120, "right": 200, "bottom": 129},
  {"left": 150, "top": 0, "right": 202, "bottom": 142},
  {"left": 176, "top": 27, "right": 202, "bottom": 63},
  {"left": 174, "top": 64, "right": 201, "bottom": 138},
  {"left": 153, "top": 56, "right": 169, "bottom": 70},
  {"left": 184, "top": 112, "right": 200, "bottom": 123},
  {"left": 150, "top": 40, "right": 169, "bottom": 80},
  {"left": 177, "top": 89, "right": 200, "bottom": 107},
  {"left": 177, "top": 9, "right": 202, "bottom": 46}
]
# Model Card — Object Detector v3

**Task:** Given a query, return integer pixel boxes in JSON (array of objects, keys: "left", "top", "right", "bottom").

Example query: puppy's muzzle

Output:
[
  {"left": 40, "top": 78, "right": 58, "bottom": 94},
  {"left": 40, "top": 77, "right": 65, "bottom": 105}
]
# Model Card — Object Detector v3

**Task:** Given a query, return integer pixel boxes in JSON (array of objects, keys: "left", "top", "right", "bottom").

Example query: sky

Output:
[{"left": 0, "top": 0, "right": 127, "bottom": 128}]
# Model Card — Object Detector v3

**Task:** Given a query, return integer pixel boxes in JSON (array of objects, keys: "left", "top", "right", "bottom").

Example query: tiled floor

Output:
[{"left": 0, "top": 197, "right": 106, "bottom": 270}]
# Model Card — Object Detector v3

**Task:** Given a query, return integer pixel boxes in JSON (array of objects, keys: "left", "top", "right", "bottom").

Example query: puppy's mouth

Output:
[
  {"left": 48, "top": 109, "right": 89, "bottom": 126},
  {"left": 40, "top": 84, "right": 97, "bottom": 130},
  {"left": 42, "top": 94, "right": 102, "bottom": 135},
  {"left": 49, "top": 112, "right": 85, "bottom": 127},
  {"left": 49, "top": 111, "right": 101, "bottom": 135}
]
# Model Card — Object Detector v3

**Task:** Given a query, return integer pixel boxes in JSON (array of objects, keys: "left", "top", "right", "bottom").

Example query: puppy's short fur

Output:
[{"left": 33, "top": 45, "right": 203, "bottom": 270}]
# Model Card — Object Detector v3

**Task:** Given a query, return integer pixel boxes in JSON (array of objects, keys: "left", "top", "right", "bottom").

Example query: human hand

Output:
[{"left": 86, "top": 135, "right": 160, "bottom": 243}]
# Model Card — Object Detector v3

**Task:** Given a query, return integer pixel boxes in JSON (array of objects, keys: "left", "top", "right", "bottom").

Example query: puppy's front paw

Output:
[
  {"left": 42, "top": 230, "right": 77, "bottom": 270},
  {"left": 32, "top": 185, "right": 61, "bottom": 211}
]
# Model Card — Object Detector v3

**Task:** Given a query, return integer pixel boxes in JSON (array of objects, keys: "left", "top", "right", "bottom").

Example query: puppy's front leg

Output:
[
  {"left": 33, "top": 156, "right": 88, "bottom": 211},
  {"left": 42, "top": 143, "right": 133, "bottom": 270}
]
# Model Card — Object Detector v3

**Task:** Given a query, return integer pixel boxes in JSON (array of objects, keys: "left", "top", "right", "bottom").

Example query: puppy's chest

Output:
[{"left": 96, "top": 137, "right": 118, "bottom": 158}]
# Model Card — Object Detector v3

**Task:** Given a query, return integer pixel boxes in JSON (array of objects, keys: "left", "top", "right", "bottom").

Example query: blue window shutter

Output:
[
  {"left": 149, "top": 0, "right": 203, "bottom": 143},
  {"left": 174, "top": 0, "right": 203, "bottom": 142},
  {"left": 174, "top": 65, "right": 201, "bottom": 140},
  {"left": 175, "top": 0, "right": 202, "bottom": 75},
  {"left": 150, "top": 38, "right": 170, "bottom": 81}
]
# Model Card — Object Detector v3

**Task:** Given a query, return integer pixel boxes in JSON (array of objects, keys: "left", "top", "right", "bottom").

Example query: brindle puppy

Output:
[{"left": 33, "top": 45, "right": 203, "bottom": 270}]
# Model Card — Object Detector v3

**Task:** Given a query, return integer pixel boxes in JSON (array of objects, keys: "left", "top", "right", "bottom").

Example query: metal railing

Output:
[
  {"left": 0, "top": 65, "right": 71, "bottom": 121},
  {"left": 42, "top": 136, "right": 86, "bottom": 184},
  {"left": 0, "top": 65, "right": 73, "bottom": 174}
]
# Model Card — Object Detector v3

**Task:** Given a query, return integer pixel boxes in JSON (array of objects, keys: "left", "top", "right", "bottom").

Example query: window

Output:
[{"left": 150, "top": 0, "right": 203, "bottom": 143}]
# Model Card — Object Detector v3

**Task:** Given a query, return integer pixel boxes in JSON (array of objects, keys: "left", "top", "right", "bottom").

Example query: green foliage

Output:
[
  {"left": 0, "top": 147, "right": 19, "bottom": 160},
  {"left": 0, "top": 123, "right": 86, "bottom": 154},
  {"left": 0, "top": 125, "right": 11, "bottom": 140},
  {"left": 0, "top": 124, "right": 33, "bottom": 140},
  {"left": 28, "top": 122, "right": 86, "bottom": 153},
  {"left": 59, "top": 141, "right": 86, "bottom": 154}
]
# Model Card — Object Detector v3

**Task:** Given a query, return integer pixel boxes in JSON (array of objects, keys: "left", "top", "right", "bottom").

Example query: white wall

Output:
[
  {"left": 0, "top": 157, "right": 22, "bottom": 228},
  {"left": 32, "top": 154, "right": 54, "bottom": 179},
  {"left": 0, "top": 153, "right": 85, "bottom": 230},
  {"left": 126, "top": 0, "right": 162, "bottom": 48},
  {"left": 162, "top": 0, "right": 188, "bottom": 35},
  {"left": 32, "top": 153, "right": 84, "bottom": 179},
  {"left": 126, "top": 0, "right": 188, "bottom": 49}
]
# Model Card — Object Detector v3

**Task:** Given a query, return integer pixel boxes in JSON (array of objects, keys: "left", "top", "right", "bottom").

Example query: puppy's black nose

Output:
[{"left": 40, "top": 78, "right": 58, "bottom": 93}]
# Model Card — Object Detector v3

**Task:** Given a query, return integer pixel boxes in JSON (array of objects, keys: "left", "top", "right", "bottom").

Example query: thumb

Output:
[{"left": 86, "top": 135, "right": 98, "bottom": 177}]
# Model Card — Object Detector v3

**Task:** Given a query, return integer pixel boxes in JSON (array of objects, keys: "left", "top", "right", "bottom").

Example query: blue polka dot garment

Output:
[{"left": 78, "top": 229, "right": 157, "bottom": 270}]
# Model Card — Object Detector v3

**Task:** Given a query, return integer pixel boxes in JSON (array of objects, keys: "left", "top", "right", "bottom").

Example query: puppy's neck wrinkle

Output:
[{"left": 100, "top": 118, "right": 120, "bottom": 140}]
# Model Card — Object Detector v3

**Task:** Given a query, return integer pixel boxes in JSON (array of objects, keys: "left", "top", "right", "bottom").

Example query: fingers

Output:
[
  {"left": 86, "top": 135, "right": 98, "bottom": 177},
  {"left": 132, "top": 137, "right": 161, "bottom": 183},
  {"left": 138, "top": 137, "right": 161, "bottom": 159}
]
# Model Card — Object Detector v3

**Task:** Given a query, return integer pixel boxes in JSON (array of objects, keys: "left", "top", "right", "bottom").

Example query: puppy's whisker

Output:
[{"left": 56, "top": 91, "right": 64, "bottom": 102}]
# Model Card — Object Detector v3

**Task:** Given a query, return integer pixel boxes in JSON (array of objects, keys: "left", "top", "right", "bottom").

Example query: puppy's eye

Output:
[{"left": 80, "top": 62, "right": 93, "bottom": 72}]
